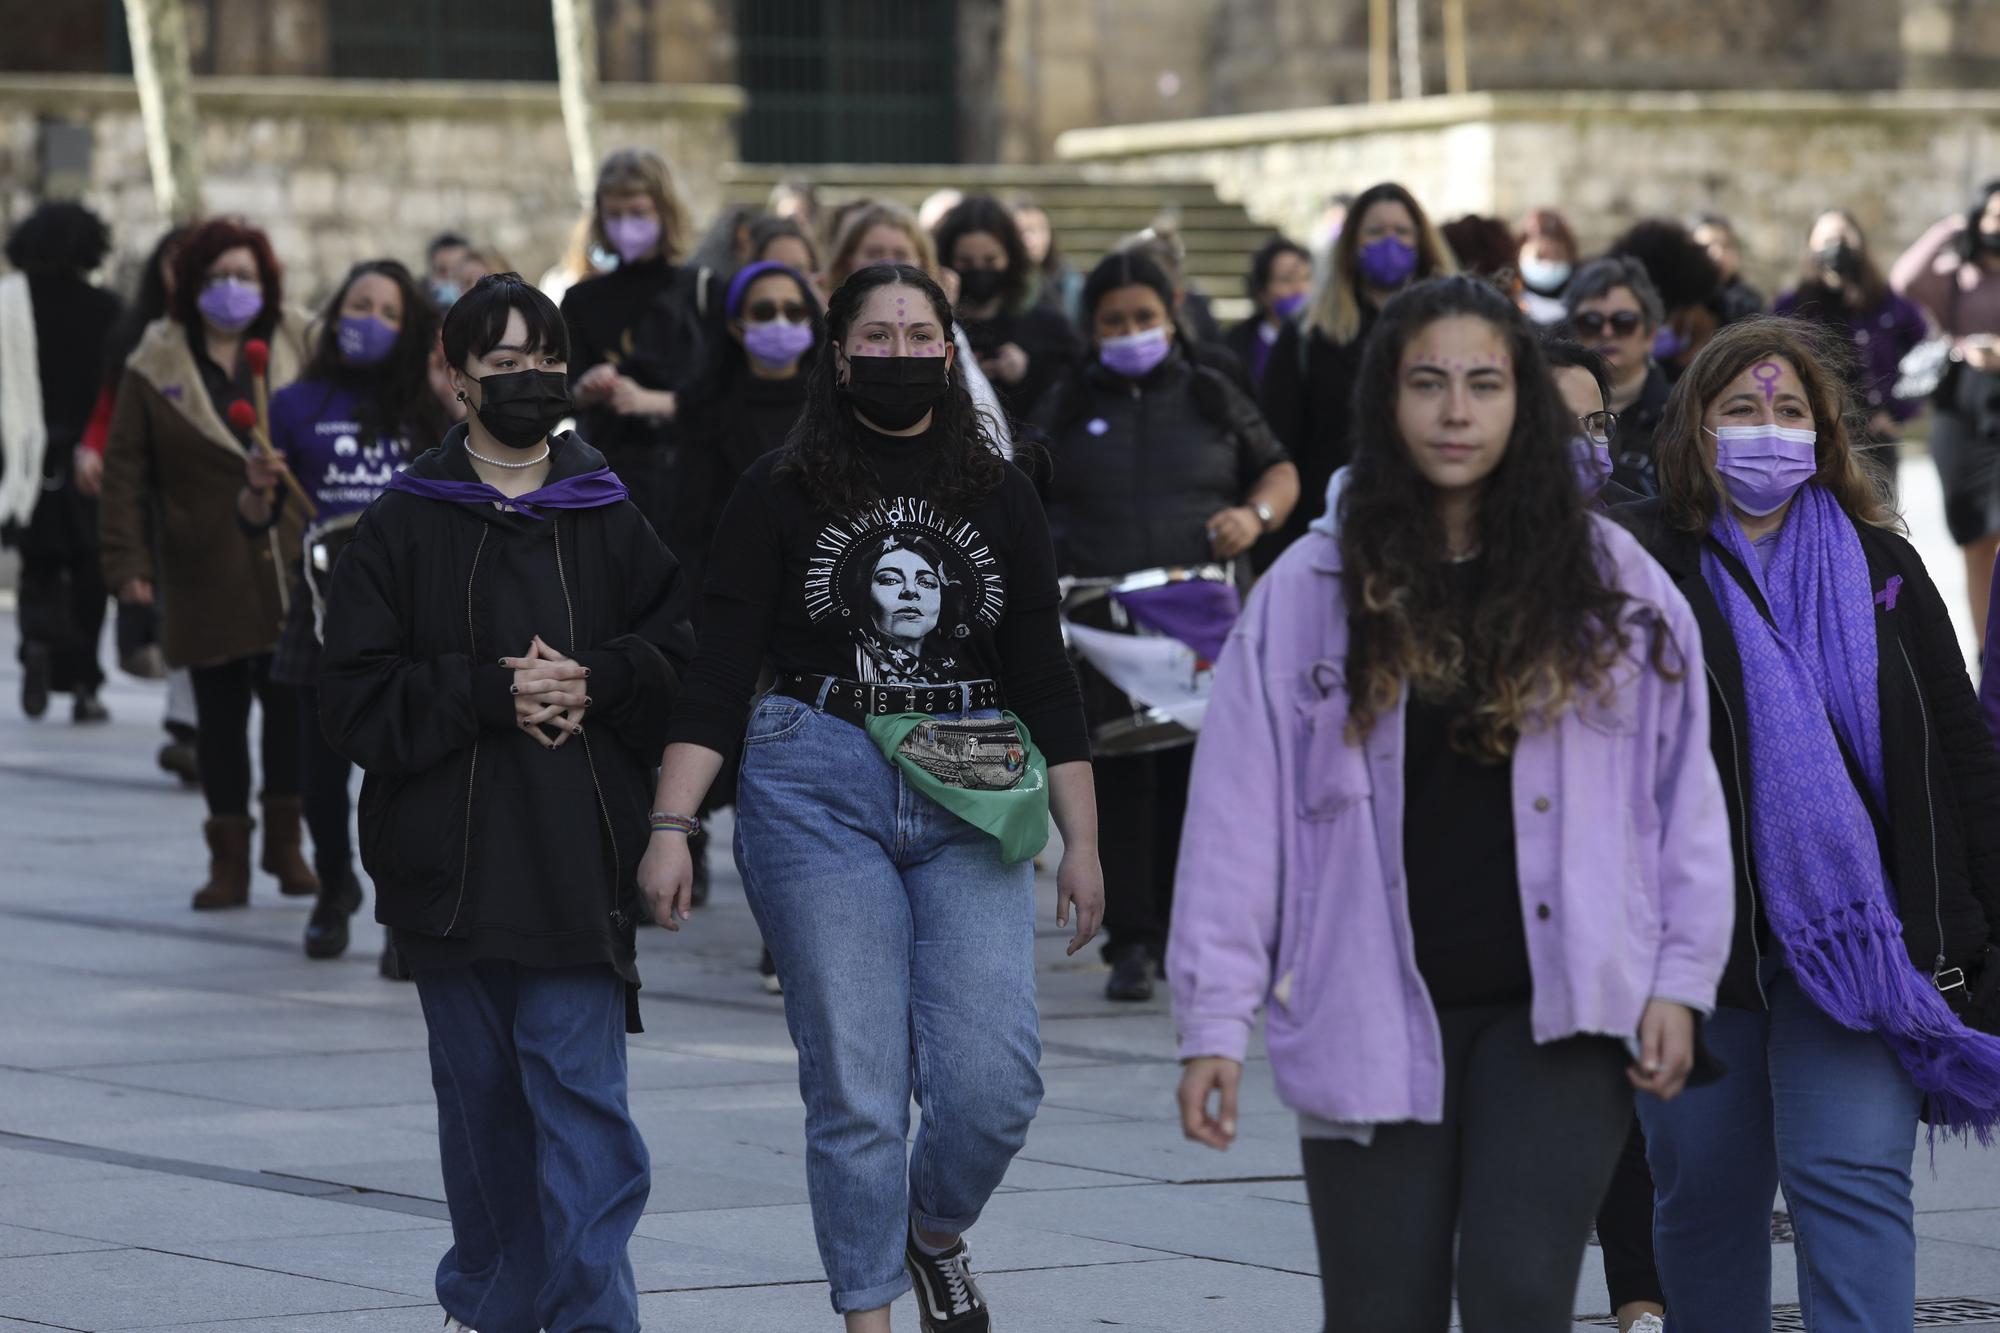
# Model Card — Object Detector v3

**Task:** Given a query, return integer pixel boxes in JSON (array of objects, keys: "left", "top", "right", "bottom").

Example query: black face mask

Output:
[
  {"left": 1979, "top": 229, "right": 2000, "bottom": 255},
  {"left": 469, "top": 369, "right": 572, "bottom": 450},
  {"left": 841, "top": 354, "right": 949, "bottom": 432},
  {"left": 957, "top": 267, "right": 1007, "bottom": 304},
  {"left": 1816, "top": 242, "right": 1861, "bottom": 282}
]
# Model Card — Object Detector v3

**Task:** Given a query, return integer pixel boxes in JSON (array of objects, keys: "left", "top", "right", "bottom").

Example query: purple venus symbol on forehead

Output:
[{"left": 1752, "top": 361, "right": 1782, "bottom": 403}]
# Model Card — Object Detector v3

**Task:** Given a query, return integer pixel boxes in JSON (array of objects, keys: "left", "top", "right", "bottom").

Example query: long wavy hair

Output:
[
  {"left": 300, "top": 259, "right": 451, "bottom": 455},
  {"left": 1308, "top": 181, "right": 1456, "bottom": 346},
  {"left": 1653, "top": 317, "right": 1897, "bottom": 534},
  {"left": 777, "top": 263, "right": 1004, "bottom": 512},
  {"left": 1339, "top": 276, "right": 1677, "bottom": 759}
]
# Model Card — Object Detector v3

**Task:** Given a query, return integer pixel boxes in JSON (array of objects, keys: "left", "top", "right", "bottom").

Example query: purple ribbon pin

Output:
[{"left": 1874, "top": 575, "right": 1902, "bottom": 611}]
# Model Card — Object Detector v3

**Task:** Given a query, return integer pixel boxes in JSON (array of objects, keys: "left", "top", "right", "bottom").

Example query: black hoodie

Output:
[{"left": 319, "top": 426, "right": 694, "bottom": 1028}]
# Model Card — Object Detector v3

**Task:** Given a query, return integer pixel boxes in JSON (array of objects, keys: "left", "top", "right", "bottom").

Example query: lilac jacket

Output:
[{"left": 1167, "top": 517, "right": 1735, "bottom": 1125}]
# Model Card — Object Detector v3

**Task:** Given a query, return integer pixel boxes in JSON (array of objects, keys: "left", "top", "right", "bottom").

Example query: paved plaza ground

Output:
[{"left": 1, "top": 456, "right": 1997, "bottom": 1330}]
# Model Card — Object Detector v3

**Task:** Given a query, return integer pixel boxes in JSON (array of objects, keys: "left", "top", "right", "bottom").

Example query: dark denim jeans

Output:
[{"left": 414, "top": 960, "right": 650, "bottom": 1333}]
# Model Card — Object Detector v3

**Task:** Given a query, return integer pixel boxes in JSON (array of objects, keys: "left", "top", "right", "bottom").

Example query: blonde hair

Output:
[
  {"left": 825, "top": 202, "right": 937, "bottom": 291},
  {"left": 590, "top": 147, "right": 692, "bottom": 264},
  {"left": 1308, "top": 182, "right": 1456, "bottom": 345}
]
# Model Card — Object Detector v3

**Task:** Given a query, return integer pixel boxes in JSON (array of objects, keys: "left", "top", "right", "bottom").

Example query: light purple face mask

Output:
[
  {"left": 605, "top": 216, "right": 661, "bottom": 264},
  {"left": 1099, "top": 326, "right": 1172, "bottom": 379},
  {"left": 337, "top": 315, "right": 400, "bottom": 366},
  {"left": 1569, "top": 435, "right": 1613, "bottom": 498},
  {"left": 1272, "top": 291, "right": 1309, "bottom": 320},
  {"left": 198, "top": 279, "right": 263, "bottom": 333},
  {"left": 742, "top": 319, "right": 815, "bottom": 367},
  {"left": 1709, "top": 423, "right": 1818, "bottom": 516}
]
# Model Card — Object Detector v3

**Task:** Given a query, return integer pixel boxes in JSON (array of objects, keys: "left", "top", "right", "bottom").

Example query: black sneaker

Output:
[
  {"left": 304, "top": 869, "right": 364, "bottom": 960},
  {"left": 21, "top": 643, "right": 50, "bottom": 719},
  {"left": 1105, "top": 944, "right": 1155, "bottom": 1002},
  {"left": 758, "top": 947, "right": 782, "bottom": 995},
  {"left": 72, "top": 691, "right": 110, "bottom": 724},
  {"left": 904, "top": 1223, "right": 991, "bottom": 1332}
]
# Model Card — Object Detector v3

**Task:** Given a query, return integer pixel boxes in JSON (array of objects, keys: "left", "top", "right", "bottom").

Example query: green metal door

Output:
[{"left": 739, "top": 0, "right": 960, "bottom": 164}]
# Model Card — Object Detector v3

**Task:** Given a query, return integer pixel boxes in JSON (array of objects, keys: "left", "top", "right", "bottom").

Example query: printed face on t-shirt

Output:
[{"left": 870, "top": 546, "right": 943, "bottom": 644}]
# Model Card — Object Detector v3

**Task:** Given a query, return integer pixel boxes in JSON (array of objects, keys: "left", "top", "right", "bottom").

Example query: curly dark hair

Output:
[
  {"left": 776, "top": 263, "right": 1005, "bottom": 512},
  {"left": 4, "top": 201, "right": 111, "bottom": 275},
  {"left": 299, "top": 259, "right": 451, "bottom": 455},
  {"left": 1608, "top": 219, "right": 1722, "bottom": 314},
  {"left": 932, "top": 195, "right": 1033, "bottom": 313},
  {"left": 171, "top": 217, "right": 283, "bottom": 342},
  {"left": 1338, "top": 275, "right": 1678, "bottom": 759}
]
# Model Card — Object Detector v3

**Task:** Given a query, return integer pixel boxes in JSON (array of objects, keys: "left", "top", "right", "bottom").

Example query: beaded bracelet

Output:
[{"left": 648, "top": 811, "right": 700, "bottom": 836}]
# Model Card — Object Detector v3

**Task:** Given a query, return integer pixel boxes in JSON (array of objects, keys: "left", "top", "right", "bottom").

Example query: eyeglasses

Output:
[
  {"left": 1570, "top": 310, "right": 1644, "bottom": 338},
  {"left": 745, "top": 300, "right": 810, "bottom": 324},
  {"left": 1578, "top": 410, "right": 1619, "bottom": 445}
]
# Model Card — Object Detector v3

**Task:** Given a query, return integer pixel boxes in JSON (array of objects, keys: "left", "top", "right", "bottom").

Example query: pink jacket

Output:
[{"left": 1167, "top": 518, "right": 1734, "bottom": 1125}]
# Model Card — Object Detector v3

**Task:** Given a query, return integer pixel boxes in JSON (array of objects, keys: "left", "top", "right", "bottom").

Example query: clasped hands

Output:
[{"left": 500, "top": 635, "right": 591, "bottom": 749}]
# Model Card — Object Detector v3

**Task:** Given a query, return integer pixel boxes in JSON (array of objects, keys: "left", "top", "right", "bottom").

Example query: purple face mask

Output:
[
  {"left": 1356, "top": 236, "right": 1417, "bottom": 289},
  {"left": 1272, "top": 291, "right": 1309, "bottom": 320},
  {"left": 604, "top": 216, "right": 661, "bottom": 264},
  {"left": 1100, "top": 326, "right": 1172, "bottom": 379},
  {"left": 1651, "top": 324, "right": 1688, "bottom": 361},
  {"left": 742, "top": 319, "right": 815, "bottom": 367},
  {"left": 1569, "top": 435, "right": 1613, "bottom": 498},
  {"left": 337, "top": 315, "right": 400, "bottom": 367},
  {"left": 1709, "top": 424, "right": 1819, "bottom": 516},
  {"left": 198, "top": 279, "right": 264, "bottom": 333}
]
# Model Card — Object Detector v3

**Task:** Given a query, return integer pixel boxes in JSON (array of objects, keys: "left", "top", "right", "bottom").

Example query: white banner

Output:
[{"left": 1066, "top": 622, "right": 1214, "bottom": 731}]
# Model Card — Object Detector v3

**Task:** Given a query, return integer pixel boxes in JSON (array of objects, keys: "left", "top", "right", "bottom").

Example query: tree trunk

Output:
[
  {"left": 551, "top": 0, "right": 604, "bottom": 207},
  {"left": 122, "top": 0, "right": 205, "bottom": 223},
  {"left": 1397, "top": 0, "right": 1423, "bottom": 100}
]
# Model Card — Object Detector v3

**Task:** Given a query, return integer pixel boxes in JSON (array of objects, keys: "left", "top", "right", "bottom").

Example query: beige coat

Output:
[{"left": 99, "top": 314, "right": 311, "bottom": 669}]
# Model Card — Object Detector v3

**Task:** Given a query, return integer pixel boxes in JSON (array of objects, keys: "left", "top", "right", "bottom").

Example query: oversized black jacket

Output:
[
  {"left": 319, "top": 429, "right": 693, "bottom": 1012},
  {"left": 1618, "top": 500, "right": 2000, "bottom": 1009}
]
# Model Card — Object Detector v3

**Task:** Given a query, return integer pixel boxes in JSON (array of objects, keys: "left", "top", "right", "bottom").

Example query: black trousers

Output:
[
  {"left": 1092, "top": 744, "right": 1192, "bottom": 960},
  {"left": 1301, "top": 1004, "right": 1634, "bottom": 1332},
  {"left": 297, "top": 684, "right": 353, "bottom": 877},
  {"left": 1595, "top": 1117, "right": 1665, "bottom": 1311},
  {"left": 15, "top": 484, "right": 107, "bottom": 696},
  {"left": 188, "top": 654, "right": 301, "bottom": 818}
]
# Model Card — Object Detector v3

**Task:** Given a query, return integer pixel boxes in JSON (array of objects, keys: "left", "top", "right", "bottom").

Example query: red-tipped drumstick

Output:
[{"left": 230, "top": 398, "right": 316, "bottom": 517}]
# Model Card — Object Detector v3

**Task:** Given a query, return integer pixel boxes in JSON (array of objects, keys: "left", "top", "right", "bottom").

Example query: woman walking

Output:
[
  {"left": 237, "top": 258, "right": 451, "bottom": 961},
  {"left": 319, "top": 274, "right": 692, "bottom": 1333},
  {"left": 1172, "top": 276, "right": 1734, "bottom": 1331},
  {"left": 99, "top": 217, "right": 318, "bottom": 909},
  {"left": 1620, "top": 317, "right": 2000, "bottom": 1330},
  {"left": 640, "top": 263, "right": 1103, "bottom": 1332}
]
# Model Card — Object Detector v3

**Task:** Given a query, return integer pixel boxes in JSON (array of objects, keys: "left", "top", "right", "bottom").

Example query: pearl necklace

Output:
[{"left": 464, "top": 439, "right": 551, "bottom": 469}]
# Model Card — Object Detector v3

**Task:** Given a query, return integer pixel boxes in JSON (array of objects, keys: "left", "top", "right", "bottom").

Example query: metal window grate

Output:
[
  {"left": 739, "top": 0, "right": 959, "bottom": 164},
  {"left": 327, "top": 0, "right": 557, "bottom": 81},
  {"left": 1577, "top": 1297, "right": 2000, "bottom": 1328}
]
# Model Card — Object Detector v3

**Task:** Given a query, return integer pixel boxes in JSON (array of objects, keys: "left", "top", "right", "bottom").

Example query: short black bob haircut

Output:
[
  {"left": 441, "top": 272, "right": 570, "bottom": 371},
  {"left": 5, "top": 201, "right": 112, "bottom": 275},
  {"left": 1540, "top": 335, "right": 1611, "bottom": 405}
]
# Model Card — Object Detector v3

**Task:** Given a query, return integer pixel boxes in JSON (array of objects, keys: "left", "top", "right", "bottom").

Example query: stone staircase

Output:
[{"left": 717, "top": 163, "right": 1274, "bottom": 323}]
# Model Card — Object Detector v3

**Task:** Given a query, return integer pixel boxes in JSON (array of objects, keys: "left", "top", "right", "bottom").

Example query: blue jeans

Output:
[
  {"left": 1636, "top": 964, "right": 1922, "bottom": 1332},
  {"left": 414, "top": 961, "right": 651, "bottom": 1333},
  {"left": 734, "top": 692, "right": 1044, "bottom": 1313}
]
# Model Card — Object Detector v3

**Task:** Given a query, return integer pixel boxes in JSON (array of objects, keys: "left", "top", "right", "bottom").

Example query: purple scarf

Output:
[
  {"left": 386, "top": 466, "right": 629, "bottom": 521},
  {"left": 1705, "top": 485, "right": 2000, "bottom": 1139},
  {"left": 1111, "top": 578, "right": 1241, "bottom": 663}
]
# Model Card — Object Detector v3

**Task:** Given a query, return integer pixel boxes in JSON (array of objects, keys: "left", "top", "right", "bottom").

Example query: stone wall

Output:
[
  {"left": 0, "top": 75, "right": 743, "bottom": 307},
  {"left": 1056, "top": 91, "right": 2000, "bottom": 298}
]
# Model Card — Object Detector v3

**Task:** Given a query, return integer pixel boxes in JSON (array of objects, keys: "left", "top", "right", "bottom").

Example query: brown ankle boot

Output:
[
  {"left": 260, "top": 796, "right": 320, "bottom": 897},
  {"left": 191, "top": 816, "right": 255, "bottom": 910}
]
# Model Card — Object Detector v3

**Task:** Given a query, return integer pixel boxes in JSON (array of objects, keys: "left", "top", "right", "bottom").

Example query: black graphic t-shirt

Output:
[{"left": 668, "top": 422, "right": 1090, "bottom": 764}]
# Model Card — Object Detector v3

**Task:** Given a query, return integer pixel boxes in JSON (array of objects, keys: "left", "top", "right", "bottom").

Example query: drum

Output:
[
  {"left": 1059, "top": 564, "right": 1236, "bottom": 758},
  {"left": 302, "top": 511, "right": 364, "bottom": 638}
]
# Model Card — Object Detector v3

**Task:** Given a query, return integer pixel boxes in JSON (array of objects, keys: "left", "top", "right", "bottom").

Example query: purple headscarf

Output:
[{"left": 724, "top": 261, "right": 812, "bottom": 320}]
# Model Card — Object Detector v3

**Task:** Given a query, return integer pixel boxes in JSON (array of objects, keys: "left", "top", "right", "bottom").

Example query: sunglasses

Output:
[
  {"left": 1570, "top": 310, "right": 1645, "bottom": 338},
  {"left": 1577, "top": 410, "right": 1619, "bottom": 445},
  {"left": 745, "top": 300, "right": 810, "bottom": 324}
]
